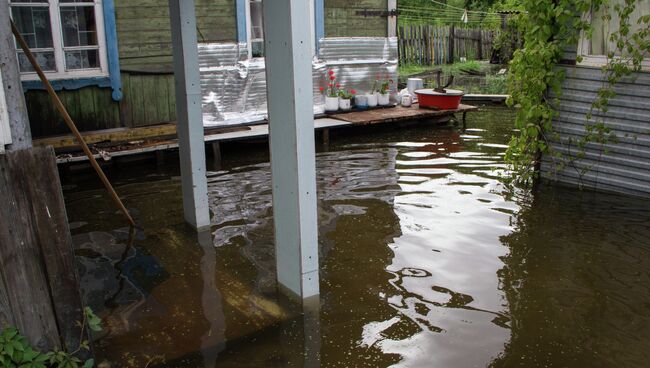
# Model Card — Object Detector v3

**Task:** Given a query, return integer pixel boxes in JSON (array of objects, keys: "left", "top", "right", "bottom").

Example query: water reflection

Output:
[
  {"left": 493, "top": 187, "right": 650, "bottom": 367},
  {"left": 61, "top": 107, "right": 650, "bottom": 367}
]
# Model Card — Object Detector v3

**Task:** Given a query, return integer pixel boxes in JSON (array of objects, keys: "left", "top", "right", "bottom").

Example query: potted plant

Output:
[
  {"left": 322, "top": 70, "right": 339, "bottom": 112},
  {"left": 378, "top": 77, "right": 393, "bottom": 106},
  {"left": 367, "top": 77, "right": 379, "bottom": 107},
  {"left": 338, "top": 89, "right": 356, "bottom": 111}
]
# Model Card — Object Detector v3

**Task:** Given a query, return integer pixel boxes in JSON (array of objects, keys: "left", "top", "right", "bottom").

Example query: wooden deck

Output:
[
  {"left": 38, "top": 104, "right": 478, "bottom": 164},
  {"left": 329, "top": 104, "right": 477, "bottom": 125}
]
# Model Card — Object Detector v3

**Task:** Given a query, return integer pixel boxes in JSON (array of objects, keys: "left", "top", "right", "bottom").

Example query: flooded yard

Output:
[{"left": 61, "top": 107, "right": 650, "bottom": 367}]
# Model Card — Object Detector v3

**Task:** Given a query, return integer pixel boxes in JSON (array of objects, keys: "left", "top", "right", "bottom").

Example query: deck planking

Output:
[
  {"left": 329, "top": 104, "right": 478, "bottom": 125},
  {"left": 53, "top": 105, "right": 478, "bottom": 164}
]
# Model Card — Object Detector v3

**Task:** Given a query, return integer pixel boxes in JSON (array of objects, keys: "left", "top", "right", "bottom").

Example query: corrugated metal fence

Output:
[
  {"left": 398, "top": 25, "right": 497, "bottom": 65},
  {"left": 541, "top": 66, "right": 650, "bottom": 197}
]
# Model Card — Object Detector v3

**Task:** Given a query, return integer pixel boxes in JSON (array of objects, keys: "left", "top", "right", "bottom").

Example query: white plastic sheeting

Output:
[{"left": 199, "top": 37, "right": 398, "bottom": 127}]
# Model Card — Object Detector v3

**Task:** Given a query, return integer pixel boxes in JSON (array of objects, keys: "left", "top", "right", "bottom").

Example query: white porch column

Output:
[
  {"left": 263, "top": 0, "right": 320, "bottom": 300},
  {"left": 169, "top": 0, "right": 210, "bottom": 230}
]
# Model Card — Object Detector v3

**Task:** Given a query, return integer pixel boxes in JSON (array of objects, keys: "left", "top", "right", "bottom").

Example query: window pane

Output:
[
  {"left": 17, "top": 51, "right": 56, "bottom": 72},
  {"left": 60, "top": 6, "right": 97, "bottom": 47},
  {"left": 10, "top": 5, "right": 54, "bottom": 49},
  {"left": 250, "top": 0, "right": 264, "bottom": 40},
  {"left": 65, "top": 49, "right": 99, "bottom": 70},
  {"left": 590, "top": 0, "right": 650, "bottom": 56}
]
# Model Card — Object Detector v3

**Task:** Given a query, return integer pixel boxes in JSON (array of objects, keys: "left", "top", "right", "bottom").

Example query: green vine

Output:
[
  {"left": 505, "top": 0, "right": 649, "bottom": 186},
  {"left": 0, "top": 308, "right": 101, "bottom": 368}
]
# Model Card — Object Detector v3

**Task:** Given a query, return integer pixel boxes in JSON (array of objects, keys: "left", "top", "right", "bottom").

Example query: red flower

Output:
[
  {"left": 328, "top": 83, "right": 333, "bottom": 87},
  {"left": 335, "top": 83, "right": 341, "bottom": 88},
  {"left": 319, "top": 87, "right": 325, "bottom": 92},
  {"left": 328, "top": 70, "right": 334, "bottom": 76},
  {"left": 330, "top": 76, "right": 336, "bottom": 81},
  {"left": 350, "top": 89, "right": 357, "bottom": 94}
]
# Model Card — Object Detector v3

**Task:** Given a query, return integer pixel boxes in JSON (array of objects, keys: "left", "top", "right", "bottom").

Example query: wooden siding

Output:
[
  {"left": 25, "top": 72, "right": 176, "bottom": 137},
  {"left": 541, "top": 66, "right": 650, "bottom": 197},
  {"left": 115, "top": 0, "right": 236, "bottom": 71},
  {"left": 325, "top": 0, "right": 388, "bottom": 37},
  {"left": 24, "top": 0, "right": 391, "bottom": 137}
]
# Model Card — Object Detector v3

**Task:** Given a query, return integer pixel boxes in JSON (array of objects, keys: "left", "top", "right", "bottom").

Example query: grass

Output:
[
  {"left": 398, "top": 60, "right": 483, "bottom": 78},
  {"left": 398, "top": 60, "right": 509, "bottom": 95}
]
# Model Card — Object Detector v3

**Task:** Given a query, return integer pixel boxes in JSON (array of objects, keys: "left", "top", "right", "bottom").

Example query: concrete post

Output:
[
  {"left": 169, "top": 0, "right": 210, "bottom": 230},
  {"left": 263, "top": 0, "right": 320, "bottom": 300},
  {"left": 0, "top": 0, "right": 32, "bottom": 151}
]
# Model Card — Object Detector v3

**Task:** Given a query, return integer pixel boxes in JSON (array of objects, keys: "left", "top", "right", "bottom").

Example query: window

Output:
[
  {"left": 247, "top": 0, "right": 264, "bottom": 57},
  {"left": 9, "top": 0, "right": 109, "bottom": 81},
  {"left": 578, "top": 0, "right": 650, "bottom": 69}
]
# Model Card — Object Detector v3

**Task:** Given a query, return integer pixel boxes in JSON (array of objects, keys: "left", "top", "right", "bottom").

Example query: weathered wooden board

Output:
[
  {"left": 329, "top": 104, "right": 478, "bottom": 125},
  {"left": 0, "top": 147, "right": 87, "bottom": 352}
]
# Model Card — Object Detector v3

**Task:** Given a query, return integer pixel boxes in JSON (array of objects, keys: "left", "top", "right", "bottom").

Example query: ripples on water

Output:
[{"left": 62, "top": 107, "right": 650, "bottom": 367}]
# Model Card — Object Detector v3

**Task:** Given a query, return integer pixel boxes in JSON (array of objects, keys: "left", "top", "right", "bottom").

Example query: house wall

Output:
[
  {"left": 325, "top": 0, "right": 388, "bottom": 37},
  {"left": 25, "top": 0, "right": 388, "bottom": 138},
  {"left": 116, "top": 0, "right": 236, "bottom": 72},
  {"left": 541, "top": 65, "right": 650, "bottom": 198}
]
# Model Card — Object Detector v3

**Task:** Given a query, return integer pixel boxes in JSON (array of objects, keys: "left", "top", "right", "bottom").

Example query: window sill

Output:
[
  {"left": 577, "top": 55, "right": 650, "bottom": 72},
  {"left": 22, "top": 75, "right": 123, "bottom": 101}
]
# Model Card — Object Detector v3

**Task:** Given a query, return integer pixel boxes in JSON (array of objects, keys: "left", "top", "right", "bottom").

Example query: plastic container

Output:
[{"left": 415, "top": 89, "right": 464, "bottom": 110}]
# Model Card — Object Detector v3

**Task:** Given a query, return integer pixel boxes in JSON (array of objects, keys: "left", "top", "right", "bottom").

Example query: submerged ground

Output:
[{"left": 61, "top": 107, "right": 650, "bottom": 368}]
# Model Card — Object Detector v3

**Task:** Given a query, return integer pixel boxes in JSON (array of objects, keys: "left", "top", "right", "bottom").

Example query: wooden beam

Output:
[
  {"left": 0, "top": 147, "right": 87, "bottom": 351},
  {"left": 33, "top": 124, "right": 178, "bottom": 150}
]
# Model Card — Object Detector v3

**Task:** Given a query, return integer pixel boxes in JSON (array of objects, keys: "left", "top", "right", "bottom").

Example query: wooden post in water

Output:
[
  {"left": 169, "top": 0, "right": 211, "bottom": 230},
  {"left": 0, "top": 147, "right": 89, "bottom": 354},
  {"left": 263, "top": 0, "right": 320, "bottom": 301}
]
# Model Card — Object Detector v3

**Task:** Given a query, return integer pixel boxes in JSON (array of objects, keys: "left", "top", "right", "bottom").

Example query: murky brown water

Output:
[{"left": 62, "top": 107, "right": 650, "bottom": 368}]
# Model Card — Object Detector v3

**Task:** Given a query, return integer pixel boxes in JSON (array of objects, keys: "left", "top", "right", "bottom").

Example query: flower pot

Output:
[
  {"left": 355, "top": 95, "right": 368, "bottom": 109},
  {"left": 339, "top": 98, "right": 351, "bottom": 111},
  {"left": 378, "top": 93, "right": 390, "bottom": 106},
  {"left": 325, "top": 96, "right": 339, "bottom": 112},
  {"left": 367, "top": 93, "right": 378, "bottom": 107}
]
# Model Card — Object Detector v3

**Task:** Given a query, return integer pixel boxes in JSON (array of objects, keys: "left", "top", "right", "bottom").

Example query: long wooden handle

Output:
[{"left": 11, "top": 21, "right": 136, "bottom": 227}]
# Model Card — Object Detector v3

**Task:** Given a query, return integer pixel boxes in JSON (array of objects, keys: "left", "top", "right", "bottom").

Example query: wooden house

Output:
[
  {"left": 541, "top": 0, "right": 650, "bottom": 197},
  {"left": 8, "top": 0, "right": 393, "bottom": 138}
]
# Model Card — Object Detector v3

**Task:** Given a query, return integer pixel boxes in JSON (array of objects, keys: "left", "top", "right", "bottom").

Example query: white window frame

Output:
[
  {"left": 577, "top": 6, "right": 650, "bottom": 71},
  {"left": 0, "top": 72, "right": 12, "bottom": 153},
  {"left": 245, "top": 0, "right": 263, "bottom": 59},
  {"left": 9, "top": 0, "right": 109, "bottom": 81},
  {"left": 244, "top": 0, "right": 317, "bottom": 59}
]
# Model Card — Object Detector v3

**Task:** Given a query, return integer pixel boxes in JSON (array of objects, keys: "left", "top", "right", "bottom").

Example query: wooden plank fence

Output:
[
  {"left": 0, "top": 147, "right": 90, "bottom": 354},
  {"left": 398, "top": 25, "right": 497, "bottom": 65}
]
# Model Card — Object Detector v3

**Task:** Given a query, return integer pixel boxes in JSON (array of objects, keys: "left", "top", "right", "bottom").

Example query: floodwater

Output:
[{"left": 61, "top": 107, "right": 650, "bottom": 368}]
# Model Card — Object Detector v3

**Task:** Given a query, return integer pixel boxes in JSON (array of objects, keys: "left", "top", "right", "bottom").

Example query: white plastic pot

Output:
[
  {"left": 325, "top": 96, "right": 339, "bottom": 112},
  {"left": 378, "top": 93, "right": 390, "bottom": 106},
  {"left": 339, "top": 98, "right": 351, "bottom": 111},
  {"left": 367, "top": 93, "right": 378, "bottom": 107}
]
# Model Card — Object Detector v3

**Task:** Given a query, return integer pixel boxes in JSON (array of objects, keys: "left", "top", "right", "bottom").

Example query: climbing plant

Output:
[
  {"left": 0, "top": 308, "right": 101, "bottom": 368},
  {"left": 505, "top": 0, "right": 650, "bottom": 185}
]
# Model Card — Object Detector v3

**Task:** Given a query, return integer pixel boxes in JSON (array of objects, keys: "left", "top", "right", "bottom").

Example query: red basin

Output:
[{"left": 415, "top": 89, "right": 464, "bottom": 110}]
